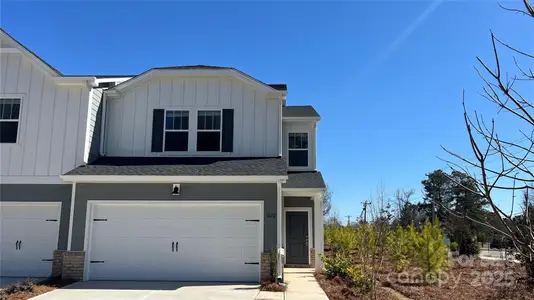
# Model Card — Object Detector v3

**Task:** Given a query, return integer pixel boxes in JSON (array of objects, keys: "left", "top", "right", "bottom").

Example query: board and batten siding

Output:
[
  {"left": 103, "top": 76, "right": 281, "bottom": 157},
  {"left": 0, "top": 53, "right": 90, "bottom": 178},
  {"left": 85, "top": 88, "right": 103, "bottom": 163},
  {"left": 282, "top": 121, "right": 317, "bottom": 171}
]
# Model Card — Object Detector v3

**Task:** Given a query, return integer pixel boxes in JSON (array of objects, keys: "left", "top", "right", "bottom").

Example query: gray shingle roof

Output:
[
  {"left": 283, "top": 172, "right": 326, "bottom": 189},
  {"left": 65, "top": 157, "right": 287, "bottom": 176},
  {"left": 282, "top": 106, "right": 320, "bottom": 118}
]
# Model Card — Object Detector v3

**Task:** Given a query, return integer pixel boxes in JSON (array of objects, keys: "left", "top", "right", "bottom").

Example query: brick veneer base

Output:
[
  {"left": 260, "top": 252, "right": 271, "bottom": 282},
  {"left": 310, "top": 248, "right": 316, "bottom": 268},
  {"left": 62, "top": 251, "right": 85, "bottom": 280},
  {"left": 51, "top": 250, "right": 65, "bottom": 277}
]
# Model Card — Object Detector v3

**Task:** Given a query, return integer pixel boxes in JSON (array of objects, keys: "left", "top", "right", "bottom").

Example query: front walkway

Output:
[{"left": 284, "top": 268, "right": 328, "bottom": 300}]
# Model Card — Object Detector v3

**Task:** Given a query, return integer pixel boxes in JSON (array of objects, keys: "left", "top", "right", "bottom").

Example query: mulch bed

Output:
[
  {"left": 382, "top": 260, "right": 534, "bottom": 300},
  {"left": 260, "top": 281, "right": 287, "bottom": 292},
  {"left": 315, "top": 273, "right": 400, "bottom": 300},
  {"left": 0, "top": 277, "right": 75, "bottom": 300},
  {"left": 320, "top": 246, "right": 534, "bottom": 300}
]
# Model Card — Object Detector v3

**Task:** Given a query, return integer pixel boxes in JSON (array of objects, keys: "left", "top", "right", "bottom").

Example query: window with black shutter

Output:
[
  {"left": 164, "top": 110, "right": 189, "bottom": 151},
  {"left": 0, "top": 98, "right": 21, "bottom": 143},
  {"left": 197, "top": 110, "right": 221, "bottom": 151}
]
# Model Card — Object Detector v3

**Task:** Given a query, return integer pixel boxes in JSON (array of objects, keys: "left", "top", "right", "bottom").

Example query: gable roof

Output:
[
  {"left": 105, "top": 65, "right": 287, "bottom": 95},
  {"left": 0, "top": 28, "right": 62, "bottom": 76},
  {"left": 282, "top": 105, "right": 320, "bottom": 119}
]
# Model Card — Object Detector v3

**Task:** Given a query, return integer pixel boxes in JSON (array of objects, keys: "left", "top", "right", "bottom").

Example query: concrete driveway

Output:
[{"left": 31, "top": 281, "right": 261, "bottom": 300}]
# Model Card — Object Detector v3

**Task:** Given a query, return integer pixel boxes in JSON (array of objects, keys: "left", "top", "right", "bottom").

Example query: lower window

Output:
[{"left": 197, "top": 132, "right": 221, "bottom": 152}]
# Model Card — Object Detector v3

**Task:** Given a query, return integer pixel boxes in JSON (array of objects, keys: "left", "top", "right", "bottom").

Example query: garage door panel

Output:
[
  {"left": 0, "top": 205, "right": 59, "bottom": 219},
  {"left": 92, "top": 220, "right": 178, "bottom": 238},
  {"left": 220, "top": 206, "right": 258, "bottom": 218},
  {"left": 0, "top": 203, "right": 60, "bottom": 277},
  {"left": 88, "top": 202, "right": 261, "bottom": 282}
]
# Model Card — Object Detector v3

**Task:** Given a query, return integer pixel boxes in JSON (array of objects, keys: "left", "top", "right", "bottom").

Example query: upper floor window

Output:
[
  {"left": 164, "top": 110, "right": 189, "bottom": 151},
  {"left": 288, "top": 132, "right": 308, "bottom": 167},
  {"left": 0, "top": 98, "right": 21, "bottom": 143},
  {"left": 197, "top": 110, "right": 221, "bottom": 151}
]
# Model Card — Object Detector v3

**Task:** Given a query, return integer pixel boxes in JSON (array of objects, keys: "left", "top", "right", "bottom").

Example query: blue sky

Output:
[{"left": 2, "top": 1, "right": 532, "bottom": 219}]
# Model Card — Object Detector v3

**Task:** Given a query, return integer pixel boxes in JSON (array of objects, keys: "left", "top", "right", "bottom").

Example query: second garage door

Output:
[{"left": 86, "top": 202, "right": 262, "bottom": 282}]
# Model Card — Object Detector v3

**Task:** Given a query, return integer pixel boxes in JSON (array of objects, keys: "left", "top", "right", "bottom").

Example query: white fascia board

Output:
[
  {"left": 95, "top": 77, "right": 133, "bottom": 84},
  {"left": 106, "top": 69, "right": 283, "bottom": 96},
  {"left": 282, "top": 117, "right": 321, "bottom": 122},
  {"left": 282, "top": 188, "right": 325, "bottom": 197},
  {"left": 53, "top": 77, "right": 97, "bottom": 88},
  {"left": 61, "top": 175, "right": 288, "bottom": 183},
  {"left": 0, "top": 176, "right": 66, "bottom": 184}
]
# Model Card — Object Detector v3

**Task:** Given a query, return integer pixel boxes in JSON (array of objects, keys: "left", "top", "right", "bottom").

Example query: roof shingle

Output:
[
  {"left": 283, "top": 172, "right": 326, "bottom": 189},
  {"left": 282, "top": 106, "right": 320, "bottom": 118},
  {"left": 65, "top": 156, "right": 287, "bottom": 176}
]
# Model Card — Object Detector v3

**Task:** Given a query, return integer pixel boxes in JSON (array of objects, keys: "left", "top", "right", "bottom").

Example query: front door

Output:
[{"left": 286, "top": 212, "right": 308, "bottom": 264}]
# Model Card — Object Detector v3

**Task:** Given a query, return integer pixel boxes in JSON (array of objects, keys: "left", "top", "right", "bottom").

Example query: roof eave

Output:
[
  {"left": 282, "top": 116, "right": 321, "bottom": 122},
  {"left": 61, "top": 174, "right": 288, "bottom": 183}
]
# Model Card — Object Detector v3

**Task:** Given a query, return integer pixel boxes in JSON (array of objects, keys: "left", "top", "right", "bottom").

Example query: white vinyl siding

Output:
[
  {"left": 103, "top": 77, "right": 281, "bottom": 157},
  {"left": 0, "top": 53, "right": 90, "bottom": 178},
  {"left": 85, "top": 88, "right": 103, "bottom": 162},
  {"left": 282, "top": 121, "right": 316, "bottom": 171}
]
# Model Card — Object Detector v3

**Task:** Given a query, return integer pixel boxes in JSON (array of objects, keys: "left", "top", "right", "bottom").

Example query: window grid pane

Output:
[
  {"left": 165, "top": 110, "right": 189, "bottom": 130},
  {"left": 289, "top": 133, "right": 308, "bottom": 149},
  {"left": 0, "top": 99, "right": 21, "bottom": 120},
  {"left": 198, "top": 111, "right": 221, "bottom": 130}
]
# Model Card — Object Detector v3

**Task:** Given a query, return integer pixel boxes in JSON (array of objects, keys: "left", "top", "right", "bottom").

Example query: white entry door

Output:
[
  {"left": 86, "top": 202, "right": 262, "bottom": 282},
  {"left": 0, "top": 203, "right": 61, "bottom": 277}
]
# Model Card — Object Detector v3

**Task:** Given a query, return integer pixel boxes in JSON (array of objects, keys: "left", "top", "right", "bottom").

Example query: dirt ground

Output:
[
  {"left": 383, "top": 260, "right": 534, "bottom": 300},
  {"left": 317, "top": 251, "right": 534, "bottom": 300},
  {"left": 316, "top": 273, "right": 401, "bottom": 300},
  {"left": 0, "top": 278, "right": 74, "bottom": 300}
]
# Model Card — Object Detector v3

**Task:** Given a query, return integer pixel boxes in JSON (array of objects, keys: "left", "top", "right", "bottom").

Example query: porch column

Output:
[
  {"left": 314, "top": 192, "right": 324, "bottom": 272},
  {"left": 276, "top": 181, "right": 283, "bottom": 279}
]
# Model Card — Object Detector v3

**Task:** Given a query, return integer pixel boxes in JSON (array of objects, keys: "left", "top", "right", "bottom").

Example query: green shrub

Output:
[
  {"left": 268, "top": 249, "right": 279, "bottom": 282},
  {"left": 459, "top": 237, "right": 480, "bottom": 256},
  {"left": 325, "top": 224, "right": 357, "bottom": 255},
  {"left": 411, "top": 219, "right": 448, "bottom": 282},
  {"left": 449, "top": 241, "right": 458, "bottom": 252},
  {"left": 321, "top": 253, "right": 351, "bottom": 279},
  {"left": 405, "top": 223, "right": 418, "bottom": 260},
  {"left": 347, "top": 265, "right": 373, "bottom": 293},
  {"left": 387, "top": 225, "right": 409, "bottom": 272}
]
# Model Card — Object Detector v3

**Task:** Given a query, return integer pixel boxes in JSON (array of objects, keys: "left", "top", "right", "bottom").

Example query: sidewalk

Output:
[{"left": 284, "top": 268, "right": 329, "bottom": 300}]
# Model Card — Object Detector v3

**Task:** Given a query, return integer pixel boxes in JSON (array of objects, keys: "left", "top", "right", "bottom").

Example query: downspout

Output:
[
  {"left": 277, "top": 180, "right": 284, "bottom": 281},
  {"left": 67, "top": 182, "right": 76, "bottom": 251}
]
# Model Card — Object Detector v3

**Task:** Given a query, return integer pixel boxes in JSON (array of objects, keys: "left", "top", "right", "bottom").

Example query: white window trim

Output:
[
  {"left": 0, "top": 95, "right": 23, "bottom": 144},
  {"left": 196, "top": 109, "right": 222, "bottom": 152},
  {"left": 163, "top": 109, "right": 190, "bottom": 152},
  {"left": 287, "top": 132, "right": 310, "bottom": 168}
]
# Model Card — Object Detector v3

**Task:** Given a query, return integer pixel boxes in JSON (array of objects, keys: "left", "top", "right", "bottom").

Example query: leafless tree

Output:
[
  {"left": 323, "top": 185, "right": 333, "bottom": 217},
  {"left": 442, "top": 0, "right": 534, "bottom": 281}
]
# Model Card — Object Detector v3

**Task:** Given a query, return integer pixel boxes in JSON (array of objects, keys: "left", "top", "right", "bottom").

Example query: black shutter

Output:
[
  {"left": 151, "top": 109, "right": 165, "bottom": 152},
  {"left": 221, "top": 109, "right": 234, "bottom": 152}
]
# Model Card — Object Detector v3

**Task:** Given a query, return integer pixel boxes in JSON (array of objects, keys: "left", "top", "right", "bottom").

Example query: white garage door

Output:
[
  {"left": 87, "top": 202, "right": 262, "bottom": 282},
  {"left": 0, "top": 203, "right": 61, "bottom": 277}
]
